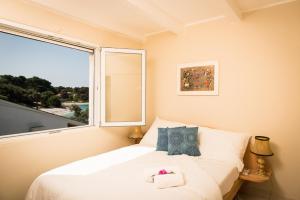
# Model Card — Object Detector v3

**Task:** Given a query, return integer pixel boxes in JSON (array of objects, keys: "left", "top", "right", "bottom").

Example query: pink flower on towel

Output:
[{"left": 158, "top": 169, "right": 167, "bottom": 175}]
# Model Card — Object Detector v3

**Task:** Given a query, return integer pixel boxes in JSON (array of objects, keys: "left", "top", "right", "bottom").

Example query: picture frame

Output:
[{"left": 177, "top": 60, "right": 219, "bottom": 95}]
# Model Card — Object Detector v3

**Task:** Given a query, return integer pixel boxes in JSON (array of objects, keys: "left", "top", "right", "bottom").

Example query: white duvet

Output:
[{"left": 26, "top": 145, "right": 237, "bottom": 200}]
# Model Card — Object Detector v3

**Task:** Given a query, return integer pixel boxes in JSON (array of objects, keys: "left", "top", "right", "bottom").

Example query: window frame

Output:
[
  {"left": 0, "top": 19, "right": 99, "bottom": 139},
  {"left": 100, "top": 47, "right": 146, "bottom": 127}
]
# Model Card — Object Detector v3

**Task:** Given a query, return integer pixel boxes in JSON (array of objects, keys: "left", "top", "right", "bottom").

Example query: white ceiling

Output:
[{"left": 26, "top": 0, "right": 296, "bottom": 40}]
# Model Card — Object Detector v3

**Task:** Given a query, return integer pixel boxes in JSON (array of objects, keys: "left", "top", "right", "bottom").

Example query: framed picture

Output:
[{"left": 177, "top": 60, "right": 219, "bottom": 95}]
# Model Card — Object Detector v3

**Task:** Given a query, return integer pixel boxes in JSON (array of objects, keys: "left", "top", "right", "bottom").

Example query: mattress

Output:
[{"left": 26, "top": 145, "right": 239, "bottom": 200}]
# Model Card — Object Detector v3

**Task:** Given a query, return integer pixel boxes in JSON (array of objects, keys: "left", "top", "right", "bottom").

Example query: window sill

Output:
[{"left": 0, "top": 125, "right": 92, "bottom": 143}]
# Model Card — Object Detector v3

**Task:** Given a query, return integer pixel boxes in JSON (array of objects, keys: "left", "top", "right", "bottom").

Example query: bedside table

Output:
[
  {"left": 239, "top": 169, "right": 272, "bottom": 183},
  {"left": 235, "top": 169, "right": 272, "bottom": 200},
  {"left": 224, "top": 169, "right": 272, "bottom": 200}
]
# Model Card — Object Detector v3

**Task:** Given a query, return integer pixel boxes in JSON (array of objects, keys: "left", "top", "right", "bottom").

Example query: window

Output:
[
  {"left": 0, "top": 20, "right": 146, "bottom": 138},
  {"left": 0, "top": 30, "right": 94, "bottom": 138},
  {"left": 100, "top": 48, "right": 146, "bottom": 126}
]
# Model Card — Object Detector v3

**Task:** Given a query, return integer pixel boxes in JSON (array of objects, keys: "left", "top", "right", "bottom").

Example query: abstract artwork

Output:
[{"left": 177, "top": 61, "right": 218, "bottom": 95}]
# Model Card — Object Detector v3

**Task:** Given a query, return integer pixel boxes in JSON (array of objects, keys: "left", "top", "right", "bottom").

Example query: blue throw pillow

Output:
[
  {"left": 156, "top": 128, "right": 168, "bottom": 151},
  {"left": 168, "top": 127, "right": 201, "bottom": 156},
  {"left": 156, "top": 127, "right": 186, "bottom": 151}
]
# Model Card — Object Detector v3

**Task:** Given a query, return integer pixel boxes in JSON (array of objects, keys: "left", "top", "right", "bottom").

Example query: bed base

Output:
[
  {"left": 223, "top": 140, "right": 257, "bottom": 200},
  {"left": 223, "top": 178, "right": 244, "bottom": 200}
]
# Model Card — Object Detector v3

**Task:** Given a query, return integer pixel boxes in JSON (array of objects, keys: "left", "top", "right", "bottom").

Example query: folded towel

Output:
[
  {"left": 143, "top": 166, "right": 181, "bottom": 183},
  {"left": 154, "top": 173, "right": 185, "bottom": 189}
]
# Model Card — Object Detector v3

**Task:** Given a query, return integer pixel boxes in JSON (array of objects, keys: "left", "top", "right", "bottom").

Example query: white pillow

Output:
[
  {"left": 140, "top": 117, "right": 185, "bottom": 146},
  {"left": 198, "top": 126, "right": 250, "bottom": 171},
  {"left": 140, "top": 117, "right": 250, "bottom": 171}
]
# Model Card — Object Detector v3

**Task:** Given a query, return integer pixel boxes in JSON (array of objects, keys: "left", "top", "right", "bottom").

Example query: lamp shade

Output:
[
  {"left": 251, "top": 136, "right": 274, "bottom": 156},
  {"left": 129, "top": 126, "right": 143, "bottom": 139}
]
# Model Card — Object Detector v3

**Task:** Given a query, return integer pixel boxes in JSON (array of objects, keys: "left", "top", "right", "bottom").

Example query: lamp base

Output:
[
  {"left": 130, "top": 138, "right": 141, "bottom": 144},
  {"left": 256, "top": 156, "right": 266, "bottom": 176}
]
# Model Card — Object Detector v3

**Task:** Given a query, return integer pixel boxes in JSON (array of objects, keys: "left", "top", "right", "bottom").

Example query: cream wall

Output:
[
  {"left": 144, "top": 1, "right": 300, "bottom": 200},
  {"left": 0, "top": 0, "right": 141, "bottom": 200}
]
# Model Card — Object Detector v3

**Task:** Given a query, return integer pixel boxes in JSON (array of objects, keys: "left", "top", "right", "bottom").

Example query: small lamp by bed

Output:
[
  {"left": 250, "top": 136, "right": 274, "bottom": 176},
  {"left": 129, "top": 126, "right": 143, "bottom": 144}
]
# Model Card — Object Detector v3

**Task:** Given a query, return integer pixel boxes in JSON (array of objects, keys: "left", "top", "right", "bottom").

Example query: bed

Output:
[{"left": 26, "top": 118, "right": 250, "bottom": 200}]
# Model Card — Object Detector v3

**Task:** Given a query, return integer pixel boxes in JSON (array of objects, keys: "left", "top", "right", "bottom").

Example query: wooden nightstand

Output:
[
  {"left": 239, "top": 169, "right": 272, "bottom": 183},
  {"left": 223, "top": 169, "right": 272, "bottom": 200},
  {"left": 234, "top": 169, "right": 272, "bottom": 200},
  {"left": 224, "top": 142, "right": 273, "bottom": 200}
]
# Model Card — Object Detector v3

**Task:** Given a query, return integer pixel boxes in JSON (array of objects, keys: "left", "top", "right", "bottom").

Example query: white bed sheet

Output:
[
  {"left": 196, "top": 159, "right": 239, "bottom": 195},
  {"left": 26, "top": 145, "right": 239, "bottom": 200}
]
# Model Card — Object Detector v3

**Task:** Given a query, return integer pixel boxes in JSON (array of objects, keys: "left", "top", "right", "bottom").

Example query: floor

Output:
[{"left": 237, "top": 194, "right": 269, "bottom": 200}]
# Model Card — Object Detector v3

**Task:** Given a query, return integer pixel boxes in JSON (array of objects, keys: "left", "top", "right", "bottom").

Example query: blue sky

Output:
[{"left": 0, "top": 32, "right": 90, "bottom": 87}]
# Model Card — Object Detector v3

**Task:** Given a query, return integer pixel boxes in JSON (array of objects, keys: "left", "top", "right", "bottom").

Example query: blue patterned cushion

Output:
[
  {"left": 156, "top": 127, "right": 186, "bottom": 151},
  {"left": 156, "top": 128, "right": 169, "bottom": 151},
  {"left": 168, "top": 127, "right": 200, "bottom": 156}
]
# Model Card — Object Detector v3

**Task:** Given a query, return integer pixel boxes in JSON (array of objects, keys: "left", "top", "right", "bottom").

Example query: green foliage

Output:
[
  {"left": 73, "top": 87, "right": 89, "bottom": 102},
  {"left": 59, "top": 89, "right": 69, "bottom": 99},
  {"left": 26, "top": 76, "right": 55, "bottom": 93},
  {"left": 0, "top": 75, "right": 26, "bottom": 87},
  {"left": 0, "top": 75, "right": 56, "bottom": 107},
  {"left": 54, "top": 86, "right": 88, "bottom": 102},
  {"left": 40, "top": 91, "right": 55, "bottom": 107},
  {"left": 0, "top": 75, "right": 88, "bottom": 122},
  {"left": 0, "top": 83, "right": 34, "bottom": 106},
  {"left": 47, "top": 96, "right": 62, "bottom": 108},
  {"left": 76, "top": 108, "right": 89, "bottom": 124},
  {"left": 0, "top": 94, "right": 8, "bottom": 100},
  {"left": 72, "top": 94, "right": 79, "bottom": 102},
  {"left": 70, "top": 105, "right": 88, "bottom": 124},
  {"left": 27, "top": 89, "right": 41, "bottom": 104},
  {"left": 79, "top": 93, "right": 88, "bottom": 101},
  {"left": 70, "top": 104, "right": 81, "bottom": 117}
]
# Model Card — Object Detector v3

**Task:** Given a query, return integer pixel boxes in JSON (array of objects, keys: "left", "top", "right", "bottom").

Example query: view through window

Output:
[{"left": 0, "top": 31, "right": 91, "bottom": 137}]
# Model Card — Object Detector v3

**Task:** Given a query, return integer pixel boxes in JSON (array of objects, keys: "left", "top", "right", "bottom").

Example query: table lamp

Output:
[
  {"left": 250, "top": 136, "right": 274, "bottom": 176},
  {"left": 128, "top": 126, "right": 143, "bottom": 144}
]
